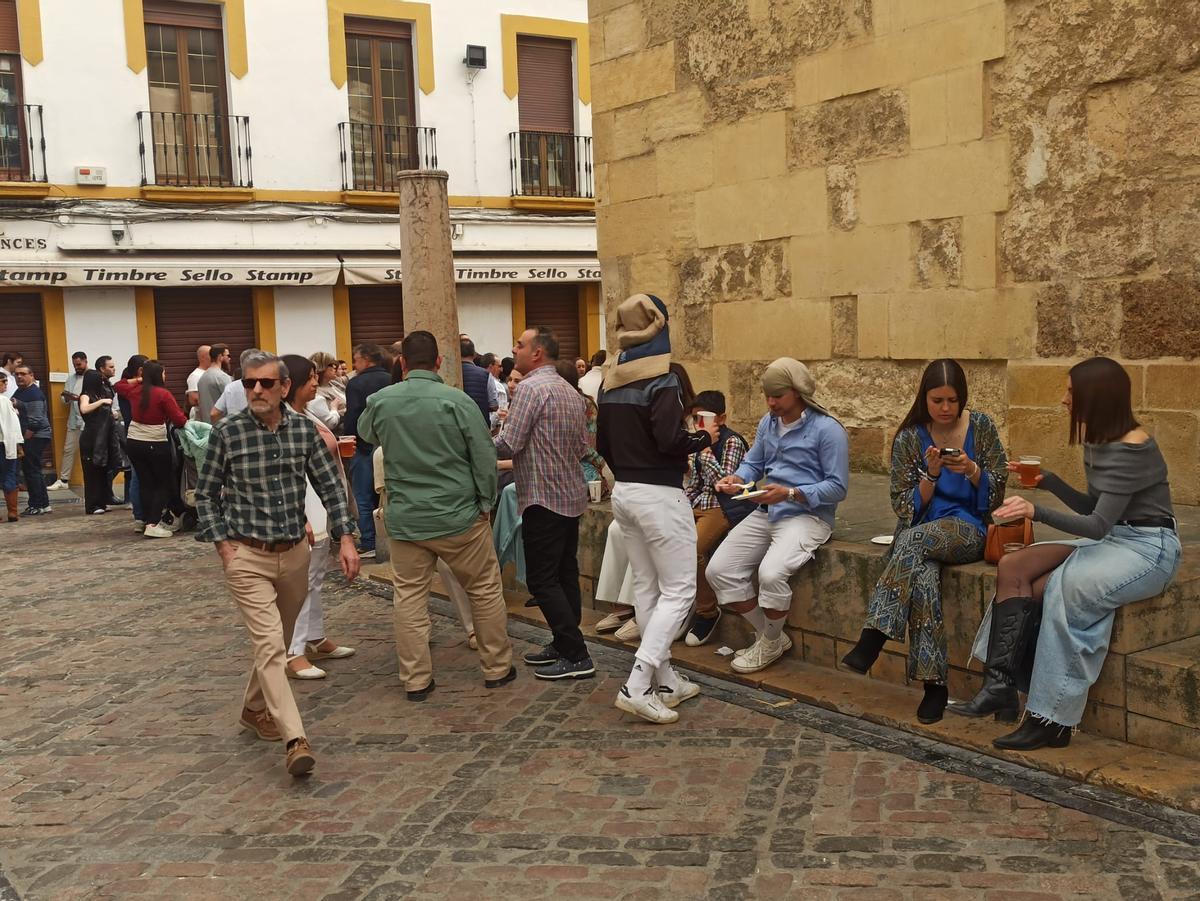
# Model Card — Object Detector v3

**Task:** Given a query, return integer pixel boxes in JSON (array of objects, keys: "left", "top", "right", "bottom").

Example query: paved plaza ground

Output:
[{"left": 4, "top": 503, "right": 1200, "bottom": 900}]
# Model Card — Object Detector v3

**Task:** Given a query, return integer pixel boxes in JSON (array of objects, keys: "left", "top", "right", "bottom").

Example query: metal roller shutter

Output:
[
  {"left": 349, "top": 285, "right": 404, "bottom": 351},
  {"left": 0, "top": 2, "right": 19, "bottom": 54},
  {"left": 524, "top": 284, "right": 580, "bottom": 365},
  {"left": 154, "top": 287, "right": 255, "bottom": 406},
  {"left": 0, "top": 292, "right": 52, "bottom": 469},
  {"left": 517, "top": 36, "right": 574, "bottom": 133},
  {"left": 143, "top": 0, "right": 223, "bottom": 28}
]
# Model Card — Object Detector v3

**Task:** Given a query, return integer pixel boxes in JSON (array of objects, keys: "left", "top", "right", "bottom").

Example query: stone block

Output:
[
  {"left": 606, "top": 153, "right": 658, "bottom": 204},
  {"left": 1110, "top": 561, "right": 1200, "bottom": 654},
  {"left": 592, "top": 42, "right": 677, "bottom": 113},
  {"left": 643, "top": 88, "right": 709, "bottom": 144},
  {"left": 1127, "top": 636, "right": 1200, "bottom": 728},
  {"left": 801, "top": 631, "right": 837, "bottom": 669},
  {"left": 912, "top": 218, "right": 963, "bottom": 288},
  {"left": 790, "top": 226, "right": 910, "bottom": 297},
  {"left": 1007, "top": 362, "right": 1070, "bottom": 408},
  {"left": 1092, "top": 651, "right": 1125, "bottom": 710},
  {"left": 1140, "top": 410, "right": 1200, "bottom": 503},
  {"left": 1006, "top": 407, "right": 1083, "bottom": 487},
  {"left": 601, "top": 2, "right": 645, "bottom": 60},
  {"left": 629, "top": 252, "right": 675, "bottom": 298},
  {"left": 656, "top": 134, "right": 714, "bottom": 195},
  {"left": 856, "top": 294, "right": 889, "bottom": 359},
  {"left": 588, "top": 0, "right": 638, "bottom": 17},
  {"left": 946, "top": 65, "right": 985, "bottom": 144},
  {"left": 713, "top": 112, "right": 787, "bottom": 186},
  {"left": 608, "top": 105, "right": 651, "bottom": 160},
  {"left": 1121, "top": 277, "right": 1200, "bottom": 360},
  {"left": 1079, "top": 701, "right": 1127, "bottom": 743},
  {"left": 826, "top": 163, "right": 857, "bottom": 231},
  {"left": 831, "top": 295, "right": 857, "bottom": 358},
  {"left": 846, "top": 426, "right": 887, "bottom": 474},
  {"left": 893, "top": 0, "right": 1002, "bottom": 31},
  {"left": 711, "top": 297, "right": 832, "bottom": 361},
  {"left": 908, "top": 73, "right": 948, "bottom": 149},
  {"left": 1127, "top": 714, "right": 1200, "bottom": 761},
  {"left": 786, "top": 89, "right": 908, "bottom": 167},
  {"left": 790, "top": 543, "right": 880, "bottom": 639},
  {"left": 857, "top": 137, "right": 1009, "bottom": 226},
  {"left": 1145, "top": 363, "right": 1200, "bottom": 411},
  {"left": 886, "top": 286, "right": 1034, "bottom": 360},
  {"left": 695, "top": 168, "right": 826, "bottom": 247},
  {"left": 678, "top": 239, "right": 791, "bottom": 307},
  {"left": 1035, "top": 281, "right": 1126, "bottom": 359},
  {"left": 596, "top": 196, "right": 673, "bottom": 257},
  {"left": 960, "top": 213, "right": 997, "bottom": 290}
]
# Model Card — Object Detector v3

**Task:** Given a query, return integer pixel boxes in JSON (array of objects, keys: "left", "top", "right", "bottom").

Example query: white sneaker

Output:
[
  {"left": 657, "top": 672, "right": 701, "bottom": 709},
  {"left": 731, "top": 632, "right": 793, "bottom": 674},
  {"left": 143, "top": 523, "right": 174, "bottom": 538},
  {"left": 615, "top": 685, "right": 679, "bottom": 724},
  {"left": 614, "top": 618, "right": 641, "bottom": 642},
  {"left": 162, "top": 515, "right": 182, "bottom": 533},
  {"left": 595, "top": 610, "right": 634, "bottom": 633},
  {"left": 47, "top": 479, "right": 68, "bottom": 491}
]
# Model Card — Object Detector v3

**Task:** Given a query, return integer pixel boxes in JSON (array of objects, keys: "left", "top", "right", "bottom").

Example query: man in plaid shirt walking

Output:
[
  {"left": 196, "top": 350, "right": 359, "bottom": 777},
  {"left": 495, "top": 326, "right": 594, "bottom": 681}
]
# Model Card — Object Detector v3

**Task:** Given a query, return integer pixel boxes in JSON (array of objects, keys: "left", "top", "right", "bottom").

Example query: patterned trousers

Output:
[{"left": 864, "top": 517, "right": 984, "bottom": 682}]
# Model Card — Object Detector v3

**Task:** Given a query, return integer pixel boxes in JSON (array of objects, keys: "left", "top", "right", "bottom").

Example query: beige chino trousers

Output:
[
  {"left": 224, "top": 541, "right": 311, "bottom": 742},
  {"left": 388, "top": 515, "right": 513, "bottom": 692}
]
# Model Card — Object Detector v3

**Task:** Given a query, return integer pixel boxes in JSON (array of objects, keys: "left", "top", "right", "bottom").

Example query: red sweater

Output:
[{"left": 115, "top": 379, "right": 187, "bottom": 427}]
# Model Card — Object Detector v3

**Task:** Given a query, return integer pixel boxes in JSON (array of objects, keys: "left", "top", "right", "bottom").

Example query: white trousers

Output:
[
  {"left": 436, "top": 558, "right": 476, "bottom": 636},
  {"left": 595, "top": 519, "right": 637, "bottom": 606},
  {"left": 290, "top": 537, "right": 330, "bottom": 655},
  {"left": 610, "top": 482, "right": 696, "bottom": 670},
  {"left": 706, "top": 509, "right": 832, "bottom": 611},
  {"left": 60, "top": 427, "right": 80, "bottom": 479}
]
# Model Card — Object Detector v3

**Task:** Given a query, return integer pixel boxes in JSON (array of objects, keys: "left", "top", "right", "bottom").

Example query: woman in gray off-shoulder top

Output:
[{"left": 950, "top": 357, "right": 1182, "bottom": 750}]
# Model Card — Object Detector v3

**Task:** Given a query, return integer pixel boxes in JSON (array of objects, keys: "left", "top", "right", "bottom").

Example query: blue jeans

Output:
[
  {"left": 128, "top": 466, "right": 143, "bottom": 521},
  {"left": 0, "top": 455, "right": 17, "bottom": 492},
  {"left": 351, "top": 446, "right": 378, "bottom": 550},
  {"left": 20, "top": 436, "right": 49, "bottom": 509}
]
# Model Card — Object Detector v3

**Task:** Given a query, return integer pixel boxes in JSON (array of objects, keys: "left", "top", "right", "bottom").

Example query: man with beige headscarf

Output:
[{"left": 706, "top": 358, "right": 849, "bottom": 674}]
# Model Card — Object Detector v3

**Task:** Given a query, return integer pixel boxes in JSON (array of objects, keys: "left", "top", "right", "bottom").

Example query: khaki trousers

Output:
[
  {"left": 388, "top": 515, "right": 513, "bottom": 692},
  {"left": 694, "top": 507, "right": 732, "bottom": 618},
  {"left": 224, "top": 541, "right": 311, "bottom": 742}
]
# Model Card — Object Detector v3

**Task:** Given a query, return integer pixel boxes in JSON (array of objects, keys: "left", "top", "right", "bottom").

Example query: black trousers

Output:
[
  {"left": 126, "top": 439, "right": 176, "bottom": 524},
  {"left": 521, "top": 504, "right": 586, "bottom": 662},
  {"left": 81, "top": 458, "right": 109, "bottom": 513}
]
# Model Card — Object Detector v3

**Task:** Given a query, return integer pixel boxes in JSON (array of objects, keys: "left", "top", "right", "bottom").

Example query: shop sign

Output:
[
  {"left": 0, "top": 260, "right": 341, "bottom": 287},
  {"left": 344, "top": 259, "right": 602, "bottom": 285}
]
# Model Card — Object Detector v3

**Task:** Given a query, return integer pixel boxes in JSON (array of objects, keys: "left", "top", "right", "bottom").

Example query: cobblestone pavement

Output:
[{"left": 4, "top": 506, "right": 1200, "bottom": 900}]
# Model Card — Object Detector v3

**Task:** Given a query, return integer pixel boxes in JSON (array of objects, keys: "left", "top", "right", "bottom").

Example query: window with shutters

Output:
[
  {"left": 349, "top": 286, "right": 404, "bottom": 352},
  {"left": 512, "top": 36, "right": 590, "bottom": 198},
  {"left": 524, "top": 285, "right": 581, "bottom": 365},
  {"left": 139, "top": 1, "right": 249, "bottom": 187},
  {"left": 0, "top": 293, "right": 52, "bottom": 469},
  {"left": 0, "top": 1, "right": 34, "bottom": 182},
  {"left": 153, "top": 288, "right": 255, "bottom": 406}
]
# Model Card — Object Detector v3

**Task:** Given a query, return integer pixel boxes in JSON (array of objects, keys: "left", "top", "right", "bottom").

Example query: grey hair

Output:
[
  {"left": 239, "top": 347, "right": 262, "bottom": 366},
  {"left": 240, "top": 349, "right": 288, "bottom": 380}
]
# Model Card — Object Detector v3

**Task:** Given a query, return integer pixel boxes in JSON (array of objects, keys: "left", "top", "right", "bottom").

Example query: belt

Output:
[
  {"left": 1117, "top": 516, "right": 1177, "bottom": 531},
  {"left": 233, "top": 535, "right": 302, "bottom": 552}
]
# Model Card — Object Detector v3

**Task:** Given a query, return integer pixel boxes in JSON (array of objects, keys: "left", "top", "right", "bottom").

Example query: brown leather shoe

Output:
[
  {"left": 286, "top": 738, "right": 315, "bottom": 777},
  {"left": 239, "top": 706, "right": 281, "bottom": 742}
]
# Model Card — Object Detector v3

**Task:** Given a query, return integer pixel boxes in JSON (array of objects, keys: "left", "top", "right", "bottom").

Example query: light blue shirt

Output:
[{"left": 734, "top": 409, "right": 850, "bottom": 526}]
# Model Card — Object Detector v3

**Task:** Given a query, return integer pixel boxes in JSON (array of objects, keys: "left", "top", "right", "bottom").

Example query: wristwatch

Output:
[{"left": 787, "top": 487, "right": 796, "bottom": 502}]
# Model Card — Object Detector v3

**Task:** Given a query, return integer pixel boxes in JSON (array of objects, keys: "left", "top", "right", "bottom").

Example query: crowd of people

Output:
[{"left": 0, "top": 293, "right": 1182, "bottom": 776}]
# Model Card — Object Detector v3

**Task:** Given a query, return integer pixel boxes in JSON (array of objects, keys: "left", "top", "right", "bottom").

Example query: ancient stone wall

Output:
[{"left": 589, "top": 0, "right": 1200, "bottom": 501}]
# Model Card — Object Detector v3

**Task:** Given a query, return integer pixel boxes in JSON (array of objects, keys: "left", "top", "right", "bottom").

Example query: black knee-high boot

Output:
[{"left": 948, "top": 596, "right": 1041, "bottom": 722}]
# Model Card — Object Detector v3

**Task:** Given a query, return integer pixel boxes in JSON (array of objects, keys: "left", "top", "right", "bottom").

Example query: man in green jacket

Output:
[{"left": 359, "top": 330, "right": 516, "bottom": 700}]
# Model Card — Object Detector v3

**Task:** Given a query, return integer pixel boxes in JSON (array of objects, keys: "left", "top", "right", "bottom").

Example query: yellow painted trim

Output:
[
  {"left": 510, "top": 283, "right": 526, "bottom": 344},
  {"left": 0, "top": 181, "right": 50, "bottom": 198},
  {"left": 327, "top": 1, "right": 434, "bottom": 94},
  {"left": 332, "top": 284, "right": 352, "bottom": 361},
  {"left": 40, "top": 287, "right": 67, "bottom": 476},
  {"left": 512, "top": 195, "right": 596, "bottom": 213},
  {"left": 342, "top": 190, "right": 400, "bottom": 209},
  {"left": 16, "top": 0, "right": 43, "bottom": 66},
  {"left": 500, "top": 14, "right": 591, "bottom": 106},
  {"left": 134, "top": 287, "right": 157, "bottom": 358},
  {"left": 141, "top": 185, "right": 256, "bottom": 203},
  {"left": 251, "top": 286, "right": 277, "bottom": 353},
  {"left": 581, "top": 282, "right": 600, "bottom": 361},
  {"left": 124, "top": 0, "right": 248, "bottom": 78}
]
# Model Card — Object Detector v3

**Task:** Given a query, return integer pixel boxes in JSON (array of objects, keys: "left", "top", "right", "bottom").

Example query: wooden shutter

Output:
[
  {"left": 143, "top": 0, "right": 223, "bottom": 28},
  {"left": 524, "top": 284, "right": 580, "bottom": 364},
  {"left": 349, "top": 286, "right": 404, "bottom": 350},
  {"left": 517, "top": 36, "right": 574, "bottom": 133},
  {"left": 0, "top": 293, "right": 50, "bottom": 468},
  {"left": 153, "top": 287, "right": 255, "bottom": 405},
  {"left": 345, "top": 15, "right": 411, "bottom": 39},
  {"left": 0, "top": 2, "right": 19, "bottom": 54}
]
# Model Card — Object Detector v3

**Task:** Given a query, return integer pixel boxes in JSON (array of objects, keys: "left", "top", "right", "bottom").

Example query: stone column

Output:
[{"left": 397, "top": 169, "right": 461, "bottom": 388}]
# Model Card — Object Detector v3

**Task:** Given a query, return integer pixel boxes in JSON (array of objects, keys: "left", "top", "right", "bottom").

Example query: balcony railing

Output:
[
  {"left": 339, "top": 122, "right": 437, "bottom": 192},
  {"left": 509, "top": 131, "right": 593, "bottom": 199},
  {"left": 137, "top": 111, "right": 253, "bottom": 188},
  {"left": 0, "top": 104, "right": 46, "bottom": 183}
]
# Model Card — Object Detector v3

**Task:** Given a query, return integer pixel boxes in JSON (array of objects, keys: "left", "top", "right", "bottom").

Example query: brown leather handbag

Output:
[{"left": 984, "top": 517, "right": 1034, "bottom": 564}]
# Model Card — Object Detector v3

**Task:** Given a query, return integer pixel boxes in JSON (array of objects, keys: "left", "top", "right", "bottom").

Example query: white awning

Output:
[
  {"left": 0, "top": 256, "right": 342, "bottom": 288},
  {"left": 342, "top": 256, "right": 601, "bottom": 285}
]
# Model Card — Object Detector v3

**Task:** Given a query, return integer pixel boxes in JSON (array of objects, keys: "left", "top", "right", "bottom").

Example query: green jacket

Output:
[{"left": 358, "top": 369, "right": 498, "bottom": 541}]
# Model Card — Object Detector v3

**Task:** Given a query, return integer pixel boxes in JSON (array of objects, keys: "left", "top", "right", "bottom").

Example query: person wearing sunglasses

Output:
[{"left": 195, "top": 350, "right": 359, "bottom": 779}]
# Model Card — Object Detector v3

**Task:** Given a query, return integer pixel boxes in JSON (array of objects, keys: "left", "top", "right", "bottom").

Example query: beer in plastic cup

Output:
[
  {"left": 1002, "top": 541, "right": 1026, "bottom": 557},
  {"left": 695, "top": 410, "right": 717, "bottom": 428},
  {"left": 1017, "top": 455, "right": 1042, "bottom": 488},
  {"left": 338, "top": 436, "right": 357, "bottom": 458}
]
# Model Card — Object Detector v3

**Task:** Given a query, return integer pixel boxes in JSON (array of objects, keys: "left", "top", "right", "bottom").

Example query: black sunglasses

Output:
[{"left": 241, "top": 377, "right": 280, "bottom": 390}]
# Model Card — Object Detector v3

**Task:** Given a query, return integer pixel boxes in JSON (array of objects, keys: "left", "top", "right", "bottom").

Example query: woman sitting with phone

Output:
[
  {"left": 842, "top": 359, "right": 1007, "bottom": 724},
  {"left": 951, "top": 357, "right": 1181, "bottom": 750}
]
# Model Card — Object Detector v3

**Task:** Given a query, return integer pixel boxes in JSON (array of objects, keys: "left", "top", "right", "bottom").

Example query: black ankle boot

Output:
[
  {"left": 993, "top": 714, "right": 1071, "bottom": 750},
  {"left": 917, "top": 682, "right": 948, "bottom": 724},
  {"left": 949, "top": 597, "right": 1041, "bottom": 722},
  {"left": 841, "top": 628, "right": 888, "bottom": 674}
]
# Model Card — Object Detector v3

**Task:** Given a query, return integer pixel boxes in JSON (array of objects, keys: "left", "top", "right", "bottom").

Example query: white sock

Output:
[
  {"left": 625, "top": 658, "right": 654, "bottom": 694},
  {"left": 763, "top": 616, "right": 786, "bottom": 642},
  {"left": 655, "top": 660, "right": 678, "bottom": 692},
  {"left": 741, "top": 605, "right": 768, "bottom": 638}
]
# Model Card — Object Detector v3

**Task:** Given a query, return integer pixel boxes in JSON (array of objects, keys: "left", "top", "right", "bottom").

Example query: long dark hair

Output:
[
  {"left": 282, "top": 354, "right": 315, "bottom": 405},
  {"left": 1068, "top": 356, "right": 1138, "bottom": 445},
  {"left": 140, "top": 360, "right": 166, "bottom": 413},
  {"left": 894, "top": 359, "right": 969, "bottom": 448},
  {"left": 669, "top": 362, "right": 696, "bottom": 412},
  {"left": 122, "top": 354, "right": 148, "bottom": 381}
]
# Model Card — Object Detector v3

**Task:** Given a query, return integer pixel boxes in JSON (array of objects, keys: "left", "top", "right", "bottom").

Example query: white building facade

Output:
[{"left": 0, "top": 0, "right": 598, "bottom": 479}]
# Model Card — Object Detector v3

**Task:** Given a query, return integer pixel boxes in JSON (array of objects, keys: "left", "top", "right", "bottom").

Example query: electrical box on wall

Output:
[
  {"left": 75, "top": 166, "right": 107, "bottom": 185},
  {"left": 464, "top": 45, "right": 486, "bottom": 69}
]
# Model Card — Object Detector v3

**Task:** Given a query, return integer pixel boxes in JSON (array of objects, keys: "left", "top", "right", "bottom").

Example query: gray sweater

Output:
[{"left": 1035, "top": 439, "right": 1174, "bottom": 540}]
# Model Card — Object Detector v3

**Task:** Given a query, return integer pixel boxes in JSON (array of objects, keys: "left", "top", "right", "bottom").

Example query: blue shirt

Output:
[
  {"left": 734, "top": 409, "right": 849, "bottom": 526},
  {"left": 916, "top": 423, "right": 989, "bottom": 533}
]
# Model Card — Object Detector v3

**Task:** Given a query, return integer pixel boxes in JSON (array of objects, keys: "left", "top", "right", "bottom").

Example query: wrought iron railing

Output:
[
  {"left": 509, "top": 131, "right": 593, "bottom": 199},
  {"left": 339, "top": 122, "right": 437, "bottom": 192},
  {"left": 137, "top": 111, "right": 253, "bottom": 188},
  {"left": 0, "top": 104, "right": 46, "bottom": 182}
]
